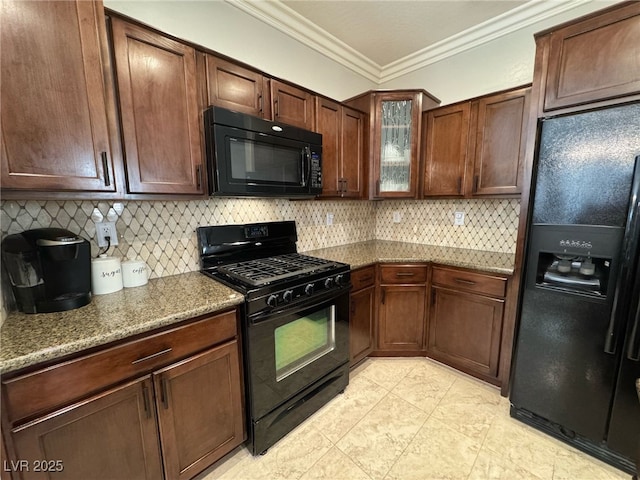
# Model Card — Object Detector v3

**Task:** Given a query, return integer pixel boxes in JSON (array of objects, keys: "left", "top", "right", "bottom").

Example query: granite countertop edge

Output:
[
  {"left": 0, "top": 272, "right": 243, "bottom": 375},
  {"left": 1, "top": 241, "right": 514, "bottom": 374},
  {"left": 304, "top": 240, "right": 515, "bottom": 276}
]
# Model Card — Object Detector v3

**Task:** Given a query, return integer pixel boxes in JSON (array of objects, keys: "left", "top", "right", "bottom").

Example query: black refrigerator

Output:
[{"left": 510, "top": 102, "right": 640, "bottom": 474}]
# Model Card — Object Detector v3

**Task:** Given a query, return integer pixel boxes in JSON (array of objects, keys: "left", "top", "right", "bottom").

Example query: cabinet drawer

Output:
[
  {"left": 380, "top": 264, "right": 428, "bottom": 284},
  {"left": 2, "top": 309, "right": 238, "bottom": 425},
  {"left": 351, "top": 266, "right": 375, "bottom": 291},
  {"left": 432, "top": 267, "right": 507, "bottom": 298}
]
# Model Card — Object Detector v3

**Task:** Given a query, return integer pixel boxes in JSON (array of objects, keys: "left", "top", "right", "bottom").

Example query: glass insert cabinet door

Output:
[{"left": 379, "top": 99, "right": 413, "bottom": 193}]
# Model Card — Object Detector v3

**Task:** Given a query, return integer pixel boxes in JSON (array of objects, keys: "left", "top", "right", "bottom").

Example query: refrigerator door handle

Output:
[
  {"left": 605, "top": 156, "right": 640, "bottom": 355},
  {"left": 627, "top": 300, "right": 639, "bottom": 361}
]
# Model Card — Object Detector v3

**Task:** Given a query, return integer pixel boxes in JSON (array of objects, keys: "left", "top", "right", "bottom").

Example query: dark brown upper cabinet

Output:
[
  {"left": 422, "top": 85, "right": 530, "bottom": 198},
  {"left": 469, "top": 87, "right": 530, "bottom": 196},
  {"left": 422, "top": 103, "right": 471, "bottom": 196},
  {"left": 316, "top": 98, "right": 365, "bottom": 198},
  {"left": 271, "top": 80, "right": 316, "bottom": 130},
  {"left": 542, "top": 2, "right": 640, "bottom": 112},
  {"left": 1, "top": 0, "right": 120, "bottom": 193},
  {"left": 344, "top": 90, "right": 440, "bottom": 200},
  {"left": 204, "top": 55, "right": 271, "bottom": 118},
  {"left": 110, "top": 18, "right": 204, "bottom": 195}
]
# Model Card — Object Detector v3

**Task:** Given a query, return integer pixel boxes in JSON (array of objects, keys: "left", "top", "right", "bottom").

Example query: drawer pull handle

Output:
[
  {"left": 132, "top": 348, "right": 173, "bottom": 365},
  {"left": 454, "top": 278, "right": 476, "bottom": 285},
  {"left": 396, "top": 272, "right": 415, "bottom": 277},
  {"left": 359, "top": 275, "right": 374, "bottom": 283}
]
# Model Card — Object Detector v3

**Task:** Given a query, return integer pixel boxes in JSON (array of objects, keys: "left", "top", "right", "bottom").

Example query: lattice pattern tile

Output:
[
  {"left": 1, "top": 197, "right": 518, "bottom": 287},
  {"left": 0, "top": 199, "right": 377, "bottom": 280},
  {"left": 375, "top": 199, "right": 520, "bottom": 253}
]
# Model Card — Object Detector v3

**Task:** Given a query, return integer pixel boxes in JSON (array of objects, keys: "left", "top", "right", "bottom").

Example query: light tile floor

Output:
[{"left": 195, "top": 357, "right": 632, "bottom": 480}]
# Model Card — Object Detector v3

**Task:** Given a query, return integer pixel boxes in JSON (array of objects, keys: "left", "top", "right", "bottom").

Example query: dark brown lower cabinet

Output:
[
  {"left": 377, "top": 285, "right": 427, "bottom": 352},
  {"left": 427, "top": 266, "right": 507, "bottom": 384},
  {"left": 349, "top": 266, "right": 376, "bottom": 365},
  {"left": 2, "top": 310, "right": 245, "bottom": 480},
  {"left": 11, "top": 377, "right": 163, "bottom": 480},
  {"left": 375, "top": 264, "right": 428, "bottom": 355},
  {"left": 155, "top": 342, "right": 244, "bottom": 480}
]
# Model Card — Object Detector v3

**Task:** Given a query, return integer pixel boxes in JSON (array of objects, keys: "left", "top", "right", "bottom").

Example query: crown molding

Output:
[
  {"left": 226, "top": 0, "right": 381, "bottom": 82},
  {"left": 227, "top": 0, "right": 596, "bottom": 85},
  {"left": 379, "top": 0, "right": 592, "bottom": 83}
]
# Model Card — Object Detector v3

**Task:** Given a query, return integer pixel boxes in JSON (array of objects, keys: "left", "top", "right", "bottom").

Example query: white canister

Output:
[
  {"left": 122, "top": 259, "right": 149, "bottom": 288},
  {"left": 91, "top": 254, "right": 123, "bottom": 295}
]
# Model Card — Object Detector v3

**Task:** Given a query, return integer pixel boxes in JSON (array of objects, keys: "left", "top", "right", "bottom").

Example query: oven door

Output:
[{"left": 245, "top": 290, "right": 349, "bottom": 420}]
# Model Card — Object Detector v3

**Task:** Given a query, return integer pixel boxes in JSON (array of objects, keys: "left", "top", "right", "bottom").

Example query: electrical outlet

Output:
[
  {"left": 454, "top": 211, "right": 465, "bottom": 226},
  {"left": 326, "top": 212, "right": 334, "bottom": 226},
  {"left": 96, "top": 221, "right": 118, "bottom": 247},
  {"left": 393, "top": 211, "right": 402, "bottom": 223}
]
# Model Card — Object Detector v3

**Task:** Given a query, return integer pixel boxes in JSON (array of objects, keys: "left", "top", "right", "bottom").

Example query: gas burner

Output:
[{"left": 218, "top": 253, "right": 339, "bottom": 286}]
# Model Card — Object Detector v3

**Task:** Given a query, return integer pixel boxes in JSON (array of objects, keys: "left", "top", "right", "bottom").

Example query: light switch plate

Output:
[
  {"left": 393, "top": 211, "right": 402, "bottom": 223},
  {"left": 454, "top": 211, "right": 465, "bottom": 226}
]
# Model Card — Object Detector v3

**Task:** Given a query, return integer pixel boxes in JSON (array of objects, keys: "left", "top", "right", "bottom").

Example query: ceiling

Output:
[{"left": 227, "top": 0, "right": 598, "bottom": 83}]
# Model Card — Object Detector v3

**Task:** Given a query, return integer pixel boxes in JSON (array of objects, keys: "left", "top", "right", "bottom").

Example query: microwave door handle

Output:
[{"left": 301, "top": 147, "right": 310, "bottom": 187}]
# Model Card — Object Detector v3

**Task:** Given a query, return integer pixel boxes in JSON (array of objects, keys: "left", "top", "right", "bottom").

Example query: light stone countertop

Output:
[
  {"left": 0, "top": 272, "right": 243, "bottom": 374},
  {"left": 1, "top": 241, "right": 514, "bottom": 375},
  {"left": 305, "top": 240, "right": 515, "bottom": 275}
]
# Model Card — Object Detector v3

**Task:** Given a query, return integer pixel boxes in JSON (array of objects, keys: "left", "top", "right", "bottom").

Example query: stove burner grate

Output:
[{"left": 218, "top": 253, "right": 337, "bottom": 286}]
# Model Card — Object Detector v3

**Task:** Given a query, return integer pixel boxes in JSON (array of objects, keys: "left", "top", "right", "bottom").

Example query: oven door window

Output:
[{"left": 275, "top": 305, "right": 335, "bottom": 381}]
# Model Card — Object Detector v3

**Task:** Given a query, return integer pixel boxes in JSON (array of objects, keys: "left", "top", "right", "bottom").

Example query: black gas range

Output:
[{"left": 197, "top": 221, "right": 351, "bottom": 455}]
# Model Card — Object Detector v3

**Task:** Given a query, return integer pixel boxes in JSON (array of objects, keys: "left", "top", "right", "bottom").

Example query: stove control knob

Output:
[
  {"left": 283, "top": 290, "right": 293, "bottom": 303},
  {"left": 335, "top": 274, "right": 345, "bottom": 286},
  {"left": 267, "top": 294, "right": 278, "bottom": 308},
  {"left": 305, "top": 284, "right": 315, "bottom": 296},
  {"left": 324, "top": 277, "right": 334, "bottom": 289}
]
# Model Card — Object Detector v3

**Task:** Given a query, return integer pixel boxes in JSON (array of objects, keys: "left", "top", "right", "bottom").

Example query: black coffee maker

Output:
[{"left": 1, "top": 228, "right": 91, "bottom": 313}]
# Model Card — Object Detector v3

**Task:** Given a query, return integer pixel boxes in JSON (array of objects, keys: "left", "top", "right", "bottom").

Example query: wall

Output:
[
  {"left": 0, "top": 196, "right": 518, "bottom": 318},
  {"left": 103, "top": 0, "right": 375, "bottom": 101},
  {"left": 0, "top": 199, "right": 375, "bottom": 278},
  {"left": 376, "top": 199, "right": 519, "bottom": 253},
  {"left": 1, "top": 197, "right": 518, "bottom": 276},
  {"left": 379, "top": 1, "right": 619, "bottom": 105},
  {"left": 104, "top": 0, "right": 619, "bottom": 104}
]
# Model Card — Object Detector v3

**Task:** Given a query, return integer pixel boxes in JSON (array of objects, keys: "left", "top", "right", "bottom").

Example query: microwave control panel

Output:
[{"left": 311, "top": 152, "right": 322, "bottom": 188}]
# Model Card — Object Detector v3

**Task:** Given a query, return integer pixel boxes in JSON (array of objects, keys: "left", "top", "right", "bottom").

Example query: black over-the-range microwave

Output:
[{"left": 204, "top": 106, "right": 323, "bottom": 197}]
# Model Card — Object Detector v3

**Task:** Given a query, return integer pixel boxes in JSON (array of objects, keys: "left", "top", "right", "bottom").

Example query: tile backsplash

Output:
[
  {"left": 1, "top": 197, "right": 518, "bottom": 310},
  {"left": 376, "top": 199, "right": 520, "bottom": 253}
]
